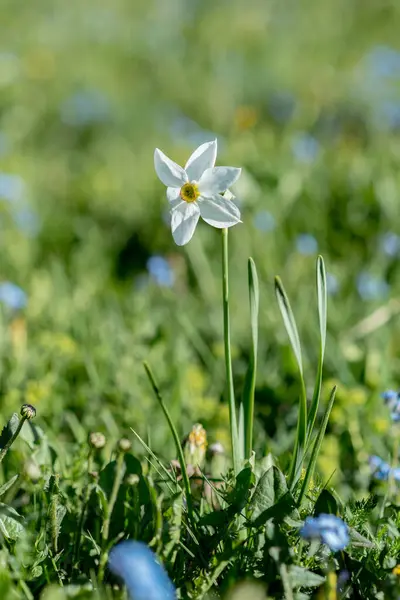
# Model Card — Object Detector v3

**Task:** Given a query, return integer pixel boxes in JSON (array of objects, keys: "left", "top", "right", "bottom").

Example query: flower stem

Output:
[
  {"left": 98, "top": 450, "right": 125, "bottom": 581},
  {"left": 221, "top": 228, "right": 239, "bottom": 475}
]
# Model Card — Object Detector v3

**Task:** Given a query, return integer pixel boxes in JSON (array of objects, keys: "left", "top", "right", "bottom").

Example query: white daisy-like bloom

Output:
[{"left": 154, "top": 139, "right": 242, "bottom": 246}]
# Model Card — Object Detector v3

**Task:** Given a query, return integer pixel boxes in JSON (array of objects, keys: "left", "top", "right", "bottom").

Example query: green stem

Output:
[
  {"left": 143, "top": 362, "right": 194, "bottom": 524},
  {"left": 221, "top": 228, "right": 239, "bottom": 475},
  {"left": 0, "top": 415, "right": 27, "bottom": 465},
  {"left": 98, "top": 450, "right": 125, "bottom": 581},
  {"left": 72, "top": 450, "right": 93, "bottom": 570}
]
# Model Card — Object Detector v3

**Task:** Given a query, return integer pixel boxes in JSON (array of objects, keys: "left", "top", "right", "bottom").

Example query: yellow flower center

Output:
[{"left": 180, "top": 182, "right": 199, "bottom": 203}]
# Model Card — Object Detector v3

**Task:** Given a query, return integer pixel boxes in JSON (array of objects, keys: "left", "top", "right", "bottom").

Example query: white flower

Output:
[{"left": 154, "top": 139, "right": 242, "bottom": 246}]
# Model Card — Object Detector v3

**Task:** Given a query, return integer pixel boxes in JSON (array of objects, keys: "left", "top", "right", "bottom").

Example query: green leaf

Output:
[
  {"left": 274, "top": 277, "right": 307, "bottom": 488},
  {"left": 249, "top": 466, "right": 294, "bottom": 525},
  {"left": 314, "top": 488, "right": 337, "bottom": 516},
  {"left": 288, "top": 565, "right": 325, "bottom": 588},
  {"left": 0, "top": 414, "right": 20, "bottom": 450},
  {"left": 0, "top": 474, "right": 18, "bottom": 498},
  {"left": 227, "top": 466, "right": 255, "bottom": 511},
  {"left": 0, "top": 504, "right": 24, "bottom": 540},
  {"left": 274, "top": 277, "right": 303, "bottom": 375},
  {"left": 307, "top": 255, "right": 327, "bottom": 440}
]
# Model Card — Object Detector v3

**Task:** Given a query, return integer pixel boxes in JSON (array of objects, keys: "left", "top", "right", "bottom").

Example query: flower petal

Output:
[
  {"left": 171, "top": 202, "right": 200, "bottom": 246},
  {"left": 154, "top": 148, "right": 188, "bottom": 187},
  {"left": 167, "top": 187, "right": 182, "bottom": 209},
  {"left": 185, "top": 140, "right": 217, "bottom": 181},
  {"left": 198, "top": 167, "right": 241, "bottom": 196},
  {"left": 198, "top": 195, "right": 241, "bottom": 229}
]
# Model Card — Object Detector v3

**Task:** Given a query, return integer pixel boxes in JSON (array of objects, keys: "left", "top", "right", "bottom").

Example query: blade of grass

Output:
[
  {"left": 307, "top": 256, "right": 327, "bottom": 441},
  {"left": 274, "top": 277, "right": 307, "bottom": 488},
  {"left": 143, "top": 361, "right": 195, "bottom": 524},
  {"left": 242, "top": 257, "right": 259, "bottom": 459},
  {"left": 297, "top": 386, "right": 337, "bottom": 506}
]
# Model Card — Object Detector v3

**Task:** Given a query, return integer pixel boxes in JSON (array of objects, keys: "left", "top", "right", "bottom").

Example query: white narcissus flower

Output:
[{"left": 154, "top": 139, "right": 242, "bottom": 246}]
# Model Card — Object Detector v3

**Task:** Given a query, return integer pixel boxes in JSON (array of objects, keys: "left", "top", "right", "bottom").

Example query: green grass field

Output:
[{"left": 1, "top": 0, "right": 400, "bottom": 598}]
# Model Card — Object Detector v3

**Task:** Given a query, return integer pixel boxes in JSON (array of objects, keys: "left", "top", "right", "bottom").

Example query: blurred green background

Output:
[{"left": 1, "top": 0, "right": 400, "bottom": 498}]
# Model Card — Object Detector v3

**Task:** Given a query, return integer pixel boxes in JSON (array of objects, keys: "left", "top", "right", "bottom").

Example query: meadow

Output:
[{"left": 1, "top": 0, "right": 400, "bottom": 598}]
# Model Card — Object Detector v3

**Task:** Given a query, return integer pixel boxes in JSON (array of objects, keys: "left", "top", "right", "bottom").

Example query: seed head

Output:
[
  {"left": 118, "top": 438, "right": 132, "bottom": 453},
  {"left": 20, "top": 404, "right": 36, "bottom": 420},
  {"left": 89, "top": 432, "right": 106, "bottom": 449}
]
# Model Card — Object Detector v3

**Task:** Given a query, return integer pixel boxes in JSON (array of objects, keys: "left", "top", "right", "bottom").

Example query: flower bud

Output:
[
  {"left": 88, "top": 432, "right": 106, "bottom": 449},
  {"left": 126, "top": 474, "right": 140, "bottom": 486},
  {"left": 20, "top": 404, "right": 36, "bottom": 420},
  {"left": 118, "top": 438, "right": 132, "bottom": 453}
]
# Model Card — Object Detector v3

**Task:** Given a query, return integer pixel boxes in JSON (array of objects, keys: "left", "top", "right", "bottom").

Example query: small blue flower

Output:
[
  {"left": 268, "top": 91, "right": 296, "bottom": 124},
  {"left": 146, "top": 256, "right": 174, "bottom": 288},
  {"left": 296, "top": 234, "right": 318, "bottom": 255},
  {"left": 253, "top": 210, "right": 276, "bottom": 232},
  {"left": 291, "top": 133, "right": 320, "bottom": 163},
  {"left": 356, "top": 271, "right": 390, "bottom": 301},
  {"left": 108, "top": 541, "right": 176, "bottom": 600},
  {"left": 60, "top": 90, "right": 110, "bottom": 127},
  {"left": 368, "top": 455, "right": 400, "bottom": 481},
  {"left": 300, "top": 514, "right": 349, "bottom": 552},
  {"left": 380, "top": 232, "right": 400, "bottom": 257},
  {"left": 326, "top": 273, "right": 339, "bottom": 296},
  {"left": 0, "top": 173, "right": 25, "bottom": 202},
  {"left": 382, "top": 389, "right": 400, "bottom": 422},
  {"left": 366, "top": 45, "right": 400, "bottom": 80},
  {"left": 0, "top": 282, "right": 27, "bottom": 310}
]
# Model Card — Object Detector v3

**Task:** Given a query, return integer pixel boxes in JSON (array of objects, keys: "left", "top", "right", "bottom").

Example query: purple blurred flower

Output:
[
  {"left": 0, "top": 282, "right": 27, "bottom": 310},
  {"left": 108, "top": 541, "right": 176, "bottom": 600},
  {"left": 300, "top": 514, "right": 349, "bottom": 552}
]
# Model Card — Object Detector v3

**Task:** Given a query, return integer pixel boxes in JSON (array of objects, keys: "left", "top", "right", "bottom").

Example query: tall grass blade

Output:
[
  {"left": 298, "top": 385, "right": 337, "bottom": 506},
  {"left": 307, "top": 256, "right": 327, "bottom": 441},
  {"left": 143, "top": 361, "right": 195, "bottom": 524},
  {"left": 242, "top": 257, "right": 259, "bottom": 459},
  {"left": 274, "top": 277, "right": 307, "bottom": 487}
]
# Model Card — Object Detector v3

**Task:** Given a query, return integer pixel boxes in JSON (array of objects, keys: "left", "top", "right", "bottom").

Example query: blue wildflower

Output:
[
  {"left": 108, "top": 541, "right": 176, "bottom": 600},
  {"left": 382, "top": 389, "right": 400, "bottom": 422},
  {"left": 291, "top": 133, "right": 320, "bottom": 163},
  {"left": 326, "top": 273, "right": 339, "bottom": 296},
  {"left": 0, "top": 173, "right": 25, "bottom": 202},
  {"left": 146, "top": 256, "right": 174, "bottom": 288},
  {"left": 300, "top": 513, "right": 349, "bottom": 552},
  {"left": 296, "top": 234, "right": 318, "bottom": 255},
  {"left": 380, "top": 232, "right": 400, "bottom": 257},
  {"left": 268, "top": 91, "right": 296, "bottom": 124},
  {"left": 369, "top": 455, "right": 400, "bottom": 482},
  {"left": 366, "top": 46, "right": 400, "bottom": 80},
  {"left": 253, "top": 210, "right": 276, "bottom": 232},
  {"left": 60, "top": 90, "right": 110, "bottom": 127},
  {"left": 0, "top": 282, "right": 27, "bottom": 310},
  {"left": 356, "top": 271, "right": 390, "bottom": 301}
]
